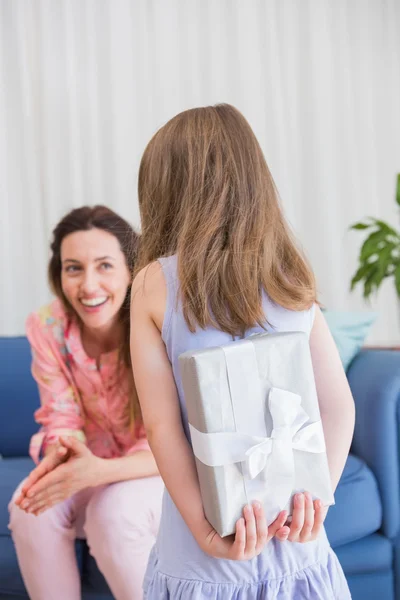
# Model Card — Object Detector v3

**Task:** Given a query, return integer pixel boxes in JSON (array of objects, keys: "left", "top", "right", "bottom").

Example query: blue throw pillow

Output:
[{"left": 322, "top": 310, "right": 377, "bottom": 371}]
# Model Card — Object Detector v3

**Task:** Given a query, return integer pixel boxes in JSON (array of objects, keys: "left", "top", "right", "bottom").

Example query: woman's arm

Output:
[
  {"left": 16, "top": 439, "right": 159, "bottom": 515},
  {"left": 310, "top": 306, "right": 356, "bottom": 491},
  {"left": 15, "top": 312, "right": 87, "bottom": 503},
  {"left": 26, "top": 312, "right": 86, "bottom": 463},
  {"left": 95, "top": 450, "right": 158, "bottom": 484},
  {"left": 17, "top": 310, "right": 158, "bottom": 512}
]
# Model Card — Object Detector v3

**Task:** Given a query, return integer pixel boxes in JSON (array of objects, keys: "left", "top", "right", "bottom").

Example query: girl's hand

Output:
[
  {"left": 286, "top": 492, "right": 327, "bottom": 543},
  {"left": 14, "top": 443, "right": 69, "bottom": 508},
  {"left": 201, "top": 502, "right": 290, "bottom": 561},
  {"left": 16, "top": 437, "right": 103, "bottom": 515}
]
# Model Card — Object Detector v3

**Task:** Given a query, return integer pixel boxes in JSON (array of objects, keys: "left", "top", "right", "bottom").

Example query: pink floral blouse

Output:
[{"left": 27, "top": 299, "right": 149, "bottom": 464}]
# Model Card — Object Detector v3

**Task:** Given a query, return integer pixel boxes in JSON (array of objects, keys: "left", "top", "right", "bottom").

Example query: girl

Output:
[
  {"left": 130, "top": 105, "right": 354, "bottom": 598},
  {"left": 9, "top": 205, "right": 163, "bottom": 600}
]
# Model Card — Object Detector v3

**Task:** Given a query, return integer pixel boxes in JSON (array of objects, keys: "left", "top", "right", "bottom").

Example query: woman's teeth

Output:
[{"left": 80, "top": 297, "right": 108, "bottom": 307}]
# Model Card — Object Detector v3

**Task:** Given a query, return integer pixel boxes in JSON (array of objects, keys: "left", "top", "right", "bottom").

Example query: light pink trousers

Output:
[{"left": 8, "top": 476, "right": 164, "bottom": 600}]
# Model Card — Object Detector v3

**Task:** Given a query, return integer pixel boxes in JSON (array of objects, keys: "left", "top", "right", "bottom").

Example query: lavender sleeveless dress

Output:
[{"left": 143, "top": 255, "right": 351, "bottom": 600}]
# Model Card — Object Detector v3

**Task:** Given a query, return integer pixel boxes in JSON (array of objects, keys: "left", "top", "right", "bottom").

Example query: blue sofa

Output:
[{"left": 1, "top": 336, "right": 400, "bottom": 600}]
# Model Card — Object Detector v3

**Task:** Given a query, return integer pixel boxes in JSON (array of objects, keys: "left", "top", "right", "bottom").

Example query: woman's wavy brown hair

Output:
[
  {"left": 137, "top": 104, "right": 316, "bottom": 336},
  {"left": 48, "top": 205, "right": 142, "bottom": 424}
]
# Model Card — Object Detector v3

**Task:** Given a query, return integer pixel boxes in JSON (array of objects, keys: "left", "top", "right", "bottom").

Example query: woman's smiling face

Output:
[{"left": 60, "top": 228, "right": 131, "bottom": 331}]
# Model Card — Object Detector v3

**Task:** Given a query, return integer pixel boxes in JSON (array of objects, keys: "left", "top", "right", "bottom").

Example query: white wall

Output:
[{"left": 1, "top": 0, "right": 400, "bottom": 343}]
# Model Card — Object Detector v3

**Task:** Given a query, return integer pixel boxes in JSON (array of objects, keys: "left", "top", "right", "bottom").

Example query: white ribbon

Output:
[{"left": 189, "top": 340, "right": 326, "bottom": 512}]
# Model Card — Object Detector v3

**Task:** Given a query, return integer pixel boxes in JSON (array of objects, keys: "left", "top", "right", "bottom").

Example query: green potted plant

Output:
[{"left": 350, "top": 174, "right": 400, "bottom": 299}]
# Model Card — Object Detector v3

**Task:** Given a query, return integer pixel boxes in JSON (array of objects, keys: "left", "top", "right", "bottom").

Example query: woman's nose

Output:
[{"left": 80, "top": 269, "right": 99, "bottom": 295}]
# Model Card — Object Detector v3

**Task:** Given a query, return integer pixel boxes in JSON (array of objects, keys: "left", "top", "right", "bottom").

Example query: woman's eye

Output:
[
  {"left": 100, "top": 262, "right": 113, "bottom": 270},
  {"left": 65, "top": 265, "right": 81, "bottom": 273}
]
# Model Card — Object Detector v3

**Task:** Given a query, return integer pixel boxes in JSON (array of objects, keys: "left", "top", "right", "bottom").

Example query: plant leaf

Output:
[
  {"left": 395, "top": 263, "right": 400, "bottom": 297},
  {"left": 373, "top": 246, "right": 394, "bottom": 289},
  {"left": 363, "top": 265, "right": 379, "bottom": 299},
  {"left": 349, "top": 222, "right": 372, "bottom": 230},
  {"left": 369, "top": 218, "right": 400, "bottom": 237},
  {"left": 359, "top": 229, "right": 389, "bottom": 261},
  {"left": 350, "top": 262, "right": 376, "bottom": 290}
]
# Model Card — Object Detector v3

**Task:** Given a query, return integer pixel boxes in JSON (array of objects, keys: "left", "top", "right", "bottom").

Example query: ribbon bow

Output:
[
  {"left": 189, "top": 387, "right": 326, "bottom": 511},
  {"left": 244, "top": 388, "right": 325, "bottom": 479}
]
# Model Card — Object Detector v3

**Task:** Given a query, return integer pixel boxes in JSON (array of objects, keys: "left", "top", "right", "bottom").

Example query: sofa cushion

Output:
[
  {"left": 322, "top": 310, "right": 376, "bottom": 371},
  {"left": 0, "top": 534, "right": 100, "bottom": 599},
  {"left": 325, "top": 454, "right": 382, "bottom": 548},
  {"left": 82, "top": 553, "right": 113, "bottom": 597},
  {"left": 0, "top": 458, "right": 113, "bottom": 598},
  {"left": 0, "top": 535, "right": 28, "bottom": 598},
  {"left": 0, "top": 337, "right": 39, "bottom": 457},
  {"left": 0, "top": 458, "right": 37, "bottom": 599},
  {"left": 0, "top": 457, "right": 33, "bottom": 536},
  {"left": 335, "top": 533, "right": 392, "bottom": 575},
  {"left": 345, "top": 572, "right": 394, "bottom": 600}
]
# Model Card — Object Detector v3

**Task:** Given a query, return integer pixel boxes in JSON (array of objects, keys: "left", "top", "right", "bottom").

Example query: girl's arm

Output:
[
  {"left": 310, "top": 306, "right": 356, "bottom": 491},
  {"left": 130, "top": 263, "right": 289, "bottom": 560},
  {"left": 130, "top": 266, "right": 217, "bottom": 546}
]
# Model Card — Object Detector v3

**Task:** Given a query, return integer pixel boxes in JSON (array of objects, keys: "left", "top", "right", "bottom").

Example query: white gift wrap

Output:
[{"left": 179, "top": 331, "right": 334, "bottom": 538}]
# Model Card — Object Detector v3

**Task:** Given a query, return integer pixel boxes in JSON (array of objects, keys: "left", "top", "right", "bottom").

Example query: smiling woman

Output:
[
  {"left": 59, "top": 228, "right": 132, "bottom": 360},
  {"left": 8, "top": 205, "right": 163, "bottom": 600}
]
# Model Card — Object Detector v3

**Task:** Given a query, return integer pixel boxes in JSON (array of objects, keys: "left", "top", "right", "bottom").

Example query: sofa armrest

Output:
[
  {"left": 0, "top": 337, "right": 40, "bottom": 458},
  {"left": 347, "top": 349, "right": 400, "bottom": 539}
]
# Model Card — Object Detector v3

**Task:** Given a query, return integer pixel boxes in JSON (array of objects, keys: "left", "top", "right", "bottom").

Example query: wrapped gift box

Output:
[{"left": 179, "top": 331, "right": 334, "bottom": 537}]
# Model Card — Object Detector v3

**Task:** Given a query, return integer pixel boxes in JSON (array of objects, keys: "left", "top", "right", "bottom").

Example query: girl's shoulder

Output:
[
  {"left": 132, "top": 260, "right": 168, "bottom": 302},
  {"left": 131, "top": 260, "right": 168, "bottom": 332},
  {"left": 261, "top": 294, "right": 317, "bottom": 338}
]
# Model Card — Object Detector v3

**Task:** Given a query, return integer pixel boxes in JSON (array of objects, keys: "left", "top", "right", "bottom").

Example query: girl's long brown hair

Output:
[
  {"left": 137, "top": 104, "right": 316, "bottom": 336},
  {"left": 49, "top": 205, "right": 142, "bottom": 423}
]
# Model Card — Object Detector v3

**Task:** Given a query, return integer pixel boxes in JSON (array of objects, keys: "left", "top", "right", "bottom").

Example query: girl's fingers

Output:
[
  {"left": 311, "top": 499, "right": 325, "bottom": 538},
  {"left": 233, "top": 518, "right": 246, "bottom": 557},
  {"left": 267, "top": 510, "right": 288, "bottom": 540},
  {"left": 230, "top": 494, "right": 322, "bottom": 557},
  {"left": 243, "top": 504, "right": 257, "bottom": 555},
  {"left": 253, "top": 502, "right": 268, "bottom": 553},
  {"left": 288, "top": 493, "right": 305, "bottom": 542},
  {"left": 300, "top": 492, "right": 314, "bottom": 542},
  {"left": 275, "top": 525, "right": 290, "bottom": 541}
]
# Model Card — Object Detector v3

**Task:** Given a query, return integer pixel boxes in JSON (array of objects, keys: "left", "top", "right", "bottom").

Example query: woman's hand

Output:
[
  {"left": 15, "top": 436, "right": 103, "bottom": 515},
  {"left": 285, "top": 492, "right": 327, "bottom": 543},
  {"left": 201, "top": 502, "right": 290, "bottom": 561},
  {"left": 14, "top": 443, "right": 69, "bottom": 508}
]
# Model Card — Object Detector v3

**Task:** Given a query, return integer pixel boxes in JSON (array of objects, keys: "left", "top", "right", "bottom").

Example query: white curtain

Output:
[{"left": 1, "top": 0, "right": 400, "bottom": 343}]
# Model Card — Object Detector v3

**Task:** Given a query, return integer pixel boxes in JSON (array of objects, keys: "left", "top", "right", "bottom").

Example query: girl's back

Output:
[
  {"left": 141, "top": 255, "right": 350, "bottom": 600},
  {"left": 131, "top": 104, "right": 354, "bottom": 599}
]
